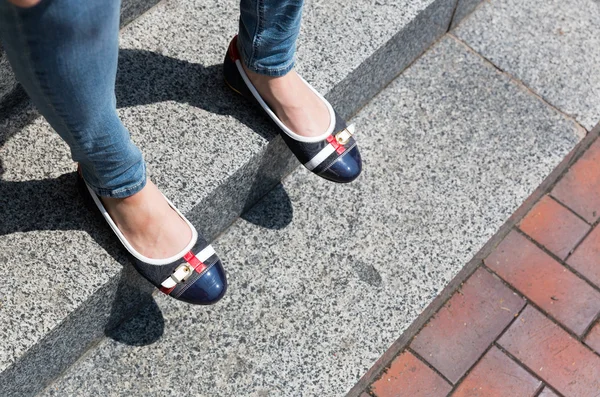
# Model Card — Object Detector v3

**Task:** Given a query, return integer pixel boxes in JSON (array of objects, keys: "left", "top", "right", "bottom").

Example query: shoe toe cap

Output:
[
  {"left": 176, "top": 260, "right": 228, "bottom": 305},
  {"left": 319, "top": 146, "right": 362, "bottom": 183}
]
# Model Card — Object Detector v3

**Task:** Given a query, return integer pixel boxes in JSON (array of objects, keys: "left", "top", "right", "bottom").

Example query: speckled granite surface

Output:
[
  {"left": 450, "top": 0, "right": 484, "bottom": 29},
  {"left": 40, "top": 37, "right": 580, "bottom": 397},
  {"left": 308, "top": 0, "right": 455, "bottom": 118},
  {"left": 0, "top": 0, "right": 453, "bottom": 395},
  {"left": 112, "top": 0, "right": 455, "bottom": 217},
  {"left": 454, "top": 0, "right": 600, "bottom": 130},
  {"left": 120, "top": 0, "right": 161, "bottom": 26}
]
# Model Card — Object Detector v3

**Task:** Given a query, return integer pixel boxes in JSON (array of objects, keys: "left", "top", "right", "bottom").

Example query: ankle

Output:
[
  {"left": 102, "top": 188, "right": 145, "bottom": 208},
  {"left": 100, "top": 181, "right": 161, "bottom": 228},
  {"left": 243, "top": 63, "right": 291, "bottom": 90}
]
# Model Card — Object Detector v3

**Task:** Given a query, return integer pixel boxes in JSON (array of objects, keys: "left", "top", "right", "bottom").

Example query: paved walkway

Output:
[
  {"left": 350, "top": 0, "right": 600, "bottom": 395},
  {"left": 357, "top": 131, "right": 600, "bottom": 396}
]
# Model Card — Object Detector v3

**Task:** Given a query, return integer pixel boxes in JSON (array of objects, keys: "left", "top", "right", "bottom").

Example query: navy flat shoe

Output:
[
  {"left": 223, "top": 36, "right": 362, "bottom": 183},
  {"left": 78, "top": 170, "right": 227, "bottom": 305}
]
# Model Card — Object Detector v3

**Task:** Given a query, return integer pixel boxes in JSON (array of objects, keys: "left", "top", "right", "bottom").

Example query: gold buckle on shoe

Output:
[
  {"left": 335, "top": 124, "right": 355, "bottom": 145},
  {"left": 171, "top": 263, "right": 194, "bottom": 283}
]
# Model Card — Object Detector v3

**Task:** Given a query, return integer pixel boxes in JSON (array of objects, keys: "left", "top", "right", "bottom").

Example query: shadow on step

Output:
[
  {"left": 241, "top": 183, "right": 294, "bottom": 230},
  {"left": 0, "top": 173, "right": 163, "bottom": 395},
  {"left": 116, "top": 48, "right": 278, "bottom": 141},
  {"left": 0, "top": 171, "right": 164, "bottom": 340},
  {"left": 0, "top": 47, "right": 296, "bottom": 358},
  {"left": 105, "top": 292, "right": 165, "bottom": 347}
]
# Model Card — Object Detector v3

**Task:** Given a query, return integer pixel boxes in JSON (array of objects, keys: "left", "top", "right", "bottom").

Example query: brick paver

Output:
[
  {"left": 519, "top": 195, "right": 590, "bottom": 259},
  {"left": 584, "top": 321, "right": 600, "bottom": 355},
  {"left": 567, "top": 225, "right": 600, "bottom": 288},
  {"left": 451, "top": 346, "right": 541, "bottom": 397},
  {"left": 538, "top": 387, "right": 560, "bottom": 397},
  {"left": 485, "top": 230, "right": 600, "bottom": 336},
  {"left": 410, "top": 268, "right": 524, "bottom": 384},
  {"left": 552, "top": 139, "right": 600, "bottom": 223},
  {"left": 370, "top": 351, "right": 452, "bottom": 397},
  {"left": 498, "top": 306, "right": 600, "bottom": 397},
  {"left": 356, "top": 136, "right": 600, "bottom": 396}
]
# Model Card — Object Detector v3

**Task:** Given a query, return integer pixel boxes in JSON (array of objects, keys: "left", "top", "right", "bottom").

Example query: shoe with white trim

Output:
[
  {"left": 77, "top": 169, "right": 227, "bottom": 305},
  {"left": 223, "top": 36, "right": 362, "bottom": 183}
]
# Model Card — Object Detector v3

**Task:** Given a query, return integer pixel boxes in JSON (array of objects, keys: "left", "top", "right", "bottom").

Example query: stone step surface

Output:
[
  {"left": 453, "top": 0, "right": 600, "bottom": 131},
  {"left": 40, "top": 35, "right": 580, "bottom": 397},
  {"left": 0, "top": 0, "right": 461, "bottom": 395}
]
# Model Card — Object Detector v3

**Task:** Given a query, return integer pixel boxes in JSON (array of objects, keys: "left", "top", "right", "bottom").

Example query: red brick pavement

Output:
[
  {"left": 451, "top": 346, "right": 541, "bottom": 397},
  {"left": 354, "top": 135, "right": 600, "bottom": 396},
  {"left": 370, "top": 351, "right": 452, "bottom": 397}
]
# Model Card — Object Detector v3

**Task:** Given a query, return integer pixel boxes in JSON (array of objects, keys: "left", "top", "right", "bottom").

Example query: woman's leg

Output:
[
  {"left": 0, "top": 0, "right": 144, "bottom": 196},
  {"left": 237, "top": 0, "right": 330, "bottom": 138},
  {"left": 0, "top": 0, "right": 190, "bottom": 259}
]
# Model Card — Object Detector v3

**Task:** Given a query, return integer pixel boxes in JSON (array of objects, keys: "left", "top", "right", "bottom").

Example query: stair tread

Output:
[
  {"left": 0, "top": 0, "right": 447, "bottom": 389},
  {"left": 41, "top": 36, "right": 580, "bottom": 397}
]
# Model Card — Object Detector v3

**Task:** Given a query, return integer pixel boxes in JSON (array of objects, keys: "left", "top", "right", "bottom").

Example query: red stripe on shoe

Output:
[
  {"left": 326, "top": 135, "right": 344, "bottom": 151},
  {"left": 160, "top": 285, "right": 176, "bottom": 295},
  {"left": 326, "top": 134, "right": 346, "bottom": 154},
  {"left": 306, "top": 134, "right": 348, "bottom": 171},
  {"left": 184, "top": 251, "right": 208, "bottom": 274}
]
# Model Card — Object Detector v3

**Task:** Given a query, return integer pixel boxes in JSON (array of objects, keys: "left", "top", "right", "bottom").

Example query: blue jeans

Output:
[{"left": 0, "top": 0, "right": 303, "bottom": 198}]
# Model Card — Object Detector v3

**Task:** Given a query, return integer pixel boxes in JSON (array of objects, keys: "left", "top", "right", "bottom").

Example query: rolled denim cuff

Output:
[
  {"left": 238, "top": 39, "right": 295, "bottom": 76},
  {"left": 238, "top": 0, "right": 302, "bottom": 77},
  {"left": 81, "top": 161, "right": 147, "bottom": 199}
]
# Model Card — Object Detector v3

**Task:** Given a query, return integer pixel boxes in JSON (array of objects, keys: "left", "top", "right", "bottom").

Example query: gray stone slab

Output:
[
  {"left": 450, "top": 0, "right": 484, "bottom": 29},
  {"left": 322, "top": 0, "right": 455, "bottom": 119},
  {"left": 41, "top": 36, "right": 580, "bottom": 397},
  {"left": 453, "top": 0, "right": 600, "bottom": 130},
  {"left": 120, "top": 0, "right": 161, "bottom": 26},
  {"left": 0, "top": 0, "right": 454, "bottom": 395}
]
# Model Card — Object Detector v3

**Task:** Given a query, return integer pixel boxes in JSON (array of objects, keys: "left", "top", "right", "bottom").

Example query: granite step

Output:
[
  {"left": 453, "top": 0, "right": 600, "bottom": 131},
  {"left": 0, "top": 0, "right": 470, "bottom": 395},
  {"left": 40, "top": 35, "right": 581, "bottom": 397}
]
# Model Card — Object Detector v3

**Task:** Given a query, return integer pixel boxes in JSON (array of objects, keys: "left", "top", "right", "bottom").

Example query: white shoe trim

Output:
[
  {"left": 234, "top": 59, "right": 336, "bottom": 143},
  {"left": 304, "top": 123, "right": 357, "bottom": 171},
  {"left": 161, "top": 277, "right": 177, "bottom": 289},
  {"left": 197, "top": 245, "right": 216, "bottom": 263},
  {"left": 84, "top": 182, "right": 198, "bottom": 266},
  {"left": 304, "top": 144, "right": 336, "bottom": 171},
  {"left": 159, "top": 245, "right": 216, "bottom": 289}
]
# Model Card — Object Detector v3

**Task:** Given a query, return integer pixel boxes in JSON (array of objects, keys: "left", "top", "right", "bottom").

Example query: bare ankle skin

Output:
[
  {"left": 101, "top": 180, "right": 192, "bottom": 260},
  {"left": 242, "top": 63, "right": 331, "bottom": 138}
]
